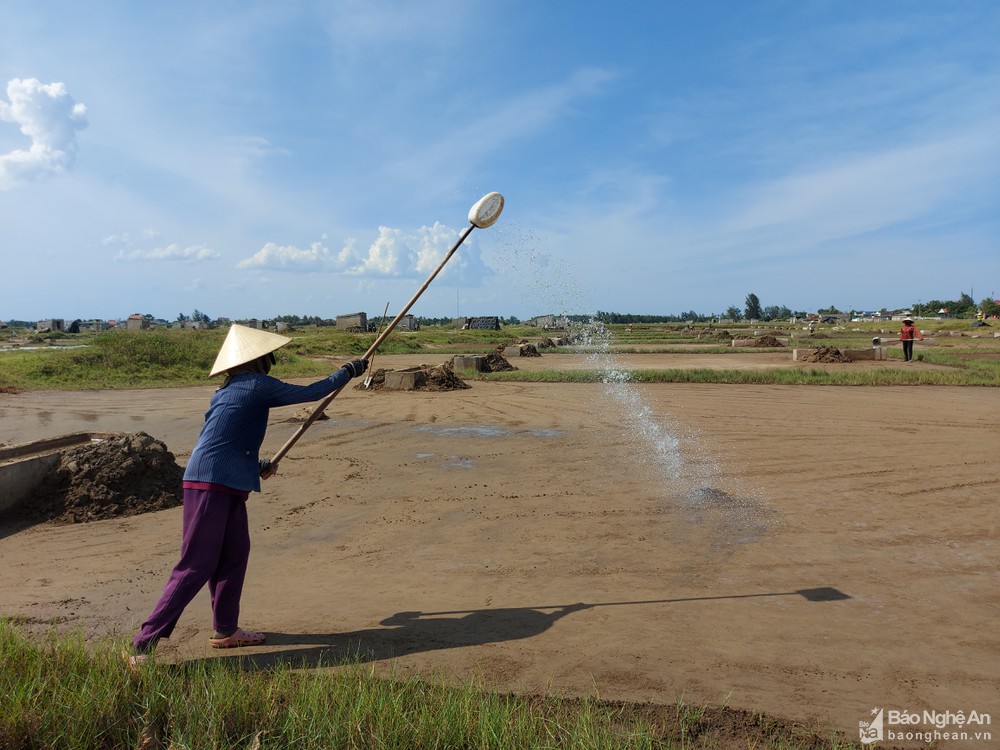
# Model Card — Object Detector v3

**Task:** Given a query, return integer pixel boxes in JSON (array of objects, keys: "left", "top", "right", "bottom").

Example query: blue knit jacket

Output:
[{"left": 183, "top": 369, "right": 351, "bottom": 492}]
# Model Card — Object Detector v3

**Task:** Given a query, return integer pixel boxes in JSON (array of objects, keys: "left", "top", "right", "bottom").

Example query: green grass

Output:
[
  {"left": 0, "top": 326, "right": 532, "bottom": 390},
  {"left": 0, "top": 329, "right": 344, "bottom": 390},
  {"left": 2, "top": 325, "right": 997, "bottom": 390},
  {"left": 0, "top": 620, "right": 859, "bottom": 749},
  {"left": 470, "top": 361, "right": 1000, "bottom": 386}
]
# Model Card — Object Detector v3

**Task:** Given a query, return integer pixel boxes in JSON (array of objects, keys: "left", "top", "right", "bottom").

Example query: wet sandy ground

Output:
[{"left": 1, "top": 352, "right": 998, "bottom": 745}]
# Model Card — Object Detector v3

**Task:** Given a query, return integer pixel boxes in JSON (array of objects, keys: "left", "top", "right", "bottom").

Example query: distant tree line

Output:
[
  {"left": 178, "top": 310, "right": 212, "bottom": 324},
  {"left": 911, "top": 293, "right": 998, "bottom": 318},
  {"left": 12, "top": 290, "right": 995, "bottom": 332},
  {"left": 594, "top": 311, "right": 714, "bottom": 324},
  {"left": 270, "top": 314, "right": 330, "bottom": 326}
]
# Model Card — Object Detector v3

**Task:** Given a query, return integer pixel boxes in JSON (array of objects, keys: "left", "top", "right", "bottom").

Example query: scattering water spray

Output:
[{"left": 269, "top": 192, "right": 505, "bottom": 467}]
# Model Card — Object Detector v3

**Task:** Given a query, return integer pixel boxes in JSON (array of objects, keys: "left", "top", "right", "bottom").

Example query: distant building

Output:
[
  {"left": 396, "top": 314, "right": 419, "bottom": 331},
  {"left": 126, "top": 314, "right": 149, "bottom": 331},
  {"left": 468, "top": 316, "right": 501, "bottom": 331},
  {"left": 336, "top": 312, "right": 368, "bottom": 332},
  {"left": 36, "top": 319, "right": 65, "bottom": 332}
]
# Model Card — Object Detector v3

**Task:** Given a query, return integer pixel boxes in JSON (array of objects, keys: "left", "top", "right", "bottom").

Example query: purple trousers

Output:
[{"left": 133, "top": 485, "right": 251, "bottom": 652}]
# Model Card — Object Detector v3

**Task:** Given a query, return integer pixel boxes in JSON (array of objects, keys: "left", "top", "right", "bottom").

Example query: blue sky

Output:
[{"left": 2, "top": 1, "right": 998, "bottom": 322}]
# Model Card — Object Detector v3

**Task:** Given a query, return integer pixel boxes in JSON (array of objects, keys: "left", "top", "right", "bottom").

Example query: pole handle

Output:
[{"left": 270, "top": 224, "right": 476, "bottom": 466}]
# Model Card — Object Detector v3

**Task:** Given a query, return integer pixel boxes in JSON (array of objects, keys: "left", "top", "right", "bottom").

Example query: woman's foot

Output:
[
  {"left": 123, "top": 647, "right": 153, "bottom": 669},
  {"left": 208, "top": 627, "right": 266, "bottom": 649}
]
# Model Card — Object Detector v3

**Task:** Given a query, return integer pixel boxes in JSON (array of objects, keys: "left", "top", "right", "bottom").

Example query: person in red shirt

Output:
[{"left": 899, "top": 317, "right": 924, "bottom": 361}]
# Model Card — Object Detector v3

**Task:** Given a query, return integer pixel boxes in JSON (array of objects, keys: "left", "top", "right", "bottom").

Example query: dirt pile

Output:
[
  {"left": 356, "top": 368, "right": 388, "bottom": 389},
  {"left": 797, "top": 347, "right": 852, "bottom": 363},
  {"left": 485, "top": 350, "right": 517, "bottom": 372},
  {"left": 355, "top": 363, "right": 470, "bottom": 391},
  {"left": 514, "top": 343, "right": 541, "bottom": 357},
  {"left": 283, "top": 406, "right": 330, "bottom": 423},
  {"left": 21, "top": 432, "right": 183, "bottom": 524},
  {"left": 750, "top": 335, "right": 785, "bottom": 347},
  {"left": 424, "top": 363, "right": 471, "bottom": 391},
  {"left": 537, "top": 337, "right": 557, "bottom": 348},
  {"left": 699, "top": 330, "right": 733, "bottom": 340}
]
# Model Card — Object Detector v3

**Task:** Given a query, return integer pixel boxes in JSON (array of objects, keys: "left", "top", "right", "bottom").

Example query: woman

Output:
[
  {"left": 129, "top": 325, "right": 367, "bottom": 662},
  {"left": 899, "top": 317, "right": 924, "bottom": 362}
]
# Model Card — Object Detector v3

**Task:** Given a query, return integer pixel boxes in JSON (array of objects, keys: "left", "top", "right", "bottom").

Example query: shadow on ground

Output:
[{"left": 202, "top": 587, "right": 850, "bottom": 671}]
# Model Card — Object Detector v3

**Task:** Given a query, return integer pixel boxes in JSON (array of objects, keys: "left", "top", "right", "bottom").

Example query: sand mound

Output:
[
  {"left": 485, "top": 350, "right": 516, "bottom": 372},
  {"left": 355, "top": 363, "right": 470, "bottom": 391},
  {"left": 283, "top": 406, "right": 331, "bottom": 423},
  {"left": 23, "top": 432, "right": 183, "bottom": 524},
  {"left": 797, "top": 347, "right": 852, "bottom": 363},
  {"left": 424, "top": 364, "right": 471, "bottom": 391},
  {"left": 750, "top": 335, "right": 785, "bottom": 347}
]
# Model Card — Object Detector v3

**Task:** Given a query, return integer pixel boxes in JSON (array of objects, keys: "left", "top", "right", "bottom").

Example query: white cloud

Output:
[
  {"left": 115, "top": 243, "right": 220, "bottom": 262},
  {"left": 350, "top": 227, "right": 403, "bottom": 275},
  {"left": 236, "top": 222, "right": 489, "bottom": 284},
  {"left": 0, "top": 78, "right": 88, "bottom": 190},
  {"left": 101, "top": 228, "right": 161, "bottom": 247},
  {"left": 413, "top": 222, "right": 460, "bottom": 274},
  {"left": 236, "top": 240, "right": 336, "bottom": 271}
]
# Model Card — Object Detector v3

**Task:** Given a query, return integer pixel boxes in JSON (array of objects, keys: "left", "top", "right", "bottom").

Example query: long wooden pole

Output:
[{"left": 270, "top": 223, "right": 475, "bottom": 466}]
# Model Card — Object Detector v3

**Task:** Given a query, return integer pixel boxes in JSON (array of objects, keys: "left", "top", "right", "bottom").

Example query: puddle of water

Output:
[
  {"left": 442, "top": 456, "right": 474, "bottom": 470},
  {"left": 415, "top": 425, "right": 562, "bottom": 439}
]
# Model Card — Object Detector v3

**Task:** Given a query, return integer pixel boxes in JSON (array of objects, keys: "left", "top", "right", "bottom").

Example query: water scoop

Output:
[{"left": 269, "top": 191, "right": 505, "bottom": 466}]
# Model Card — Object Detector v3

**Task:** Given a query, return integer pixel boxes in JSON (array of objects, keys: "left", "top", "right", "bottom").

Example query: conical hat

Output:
[{"left": 210, "top": 324, "right": 292, "bottom": 376}]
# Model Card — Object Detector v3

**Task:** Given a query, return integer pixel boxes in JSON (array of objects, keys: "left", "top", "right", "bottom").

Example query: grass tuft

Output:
[{"left": 0, "top": 620, "right": 859, "bottom": 749}]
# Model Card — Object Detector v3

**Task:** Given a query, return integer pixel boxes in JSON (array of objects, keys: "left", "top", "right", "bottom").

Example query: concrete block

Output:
[
  {"left": 0, "top": 453, "right": 62, "bottom": 516},
  {"left": 503, "top": 346, "right": 523, "bottom": 357},
  {"left": 384, "top": 369, "right": 427, "bottom": 390},
  {"left": 452, "top": 355, "right": 486, "bottom": 372},
  {"left": 731, "top": 339, "right": 754, "bottom": 347},
  {"left": 842, "top": 347, "right": 886, "bottom": 361}
]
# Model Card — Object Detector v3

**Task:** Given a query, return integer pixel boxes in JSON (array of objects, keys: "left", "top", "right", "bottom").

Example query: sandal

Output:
[
  {"left": 208, "top": 627, "right": 266, "bottom": 649},
  {"left": 122, "top": 649, "right": 152, "bottom": 669}
]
